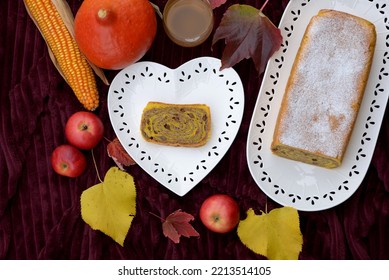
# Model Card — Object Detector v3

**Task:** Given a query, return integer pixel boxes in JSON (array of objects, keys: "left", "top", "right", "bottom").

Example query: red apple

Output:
[
  {"left": 199, "top": 194, "right": 240, "bottom": 233},
  {"left": 51, "top": 144, "right": 87, "bottom": 178},
  {"left": 65, "top": 111, "right": 104, "bottom": 150}
]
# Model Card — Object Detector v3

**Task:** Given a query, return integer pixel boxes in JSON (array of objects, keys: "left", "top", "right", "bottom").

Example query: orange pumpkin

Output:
[{"left": 74, "top": 0, "right": 157, "bottom": 70}]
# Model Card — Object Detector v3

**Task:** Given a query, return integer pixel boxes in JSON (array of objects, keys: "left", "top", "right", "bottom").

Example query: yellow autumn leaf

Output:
[
  {"left": 80, "top": 167, "right": 136, "bottom": 246},
  {"left": 237, "top": 207, "right": 303, "bottom": 260}
]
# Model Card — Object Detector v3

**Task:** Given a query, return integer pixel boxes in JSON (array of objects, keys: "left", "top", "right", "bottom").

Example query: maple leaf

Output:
[
  {"left": 237, "top": 207, "right": 303, "bottom": 260},
  {"left": 212, "top": 2, "right": 283, "bottom": 74},
  {"left": 151, "top": 209, "right": 200, "bottom": 243},
  {"left": 80, "top": 167, "right": 137, "bottom": 246},
  {"left": 107, "top": 138, "right": 136, "bottom": 170}
]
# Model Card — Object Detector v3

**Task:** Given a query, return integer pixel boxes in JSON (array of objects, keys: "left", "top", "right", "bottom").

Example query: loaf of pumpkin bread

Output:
[{"left": 271, "top": 9, "right": 376, "bottom": 168}]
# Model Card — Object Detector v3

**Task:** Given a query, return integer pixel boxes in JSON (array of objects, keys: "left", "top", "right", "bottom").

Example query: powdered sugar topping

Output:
[{"left": 278, "top": 11, "right": 374, "bottom": 158}]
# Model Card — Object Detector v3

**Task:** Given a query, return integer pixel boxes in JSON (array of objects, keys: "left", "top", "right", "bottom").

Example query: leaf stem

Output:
[
  {"left": 91, "top": 149, "right": 103, "bottom": 183},
  {"left": 149, "top": 211, "right": 165, "bottom": 222},
  {"left": 260, "top": 0, "right": 269, "bottom": 13}
]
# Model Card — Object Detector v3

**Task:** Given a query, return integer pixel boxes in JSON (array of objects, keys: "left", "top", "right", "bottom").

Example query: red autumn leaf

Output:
[
  {"left": 208, "top": 0, "right": 227, "bottom": 9},
  {"left": 107, "top": 138, "right": 136, "bottom": 170},
  {"left": 161, "top": 209, "right": 200, "bottom": 244},
  {"left": 212, "top": 3, "right": 283, "bottom": 74}
]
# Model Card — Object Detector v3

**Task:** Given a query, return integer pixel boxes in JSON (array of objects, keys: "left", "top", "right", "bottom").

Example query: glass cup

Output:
[{"left": 163, "top": 0, "right": 214, "bottom": 47}]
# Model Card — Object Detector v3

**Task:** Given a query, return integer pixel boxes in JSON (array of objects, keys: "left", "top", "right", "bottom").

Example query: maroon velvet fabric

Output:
[{"left": 1, "top": 0, "right": 388, "bottom": 260}]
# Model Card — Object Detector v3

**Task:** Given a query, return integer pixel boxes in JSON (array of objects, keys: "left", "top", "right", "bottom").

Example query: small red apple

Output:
[
  {"left": 199, "top": 194, "right": 240, "bottom": 233},
  {"left": 65, "top": 111, "right": 104, "bottom": 150},
  {"left": 51, "top": 144, "right": 87, "bottom": 178}
]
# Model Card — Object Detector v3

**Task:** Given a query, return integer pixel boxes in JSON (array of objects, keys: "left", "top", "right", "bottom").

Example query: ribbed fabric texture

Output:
[{"left": 0, "top": 0, "right": 388, "bottom": 259}]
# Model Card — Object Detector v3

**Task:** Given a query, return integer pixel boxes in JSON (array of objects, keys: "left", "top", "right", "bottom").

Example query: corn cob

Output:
[{"left": 24, "top": 0, "right": 99, "bottom": 111}]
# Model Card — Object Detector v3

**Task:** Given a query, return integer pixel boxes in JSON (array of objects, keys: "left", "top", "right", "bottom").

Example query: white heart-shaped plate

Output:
[{"left": 108, "top": 57, "right": 244, "bottom": 196}]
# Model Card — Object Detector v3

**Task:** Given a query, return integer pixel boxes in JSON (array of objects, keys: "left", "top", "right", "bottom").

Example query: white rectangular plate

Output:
[{"left": 246, "top": 0, "right": 389, "bottom": 211}]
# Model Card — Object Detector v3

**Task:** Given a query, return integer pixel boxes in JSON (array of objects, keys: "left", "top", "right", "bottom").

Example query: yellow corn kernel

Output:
[{"left": 24, "top": 0, "right": 99, "bottom": 111}]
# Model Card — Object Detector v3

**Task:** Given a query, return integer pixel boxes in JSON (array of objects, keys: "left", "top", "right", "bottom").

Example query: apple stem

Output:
[
  {"left": 259, "top": 0, "right": 269, "bottom": 13},
  {"left": 149, "top": 211, "right": 165, "bottom": 222},
  {"left": 91, "top": 149, "right": 103, "bottom": 183}
]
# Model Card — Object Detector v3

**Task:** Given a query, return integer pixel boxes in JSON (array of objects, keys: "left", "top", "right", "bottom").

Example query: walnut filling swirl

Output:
[{"left": 141, "top": 102, "right": 211, "bottom": 147}]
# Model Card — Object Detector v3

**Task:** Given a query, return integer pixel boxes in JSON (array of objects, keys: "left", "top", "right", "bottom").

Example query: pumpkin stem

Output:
[
  {"left": 98, "top": 8, "right": 108, "bottom": 19},
  {"left": 97, "top": 8, "right": 114, "bottom": 23}
]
